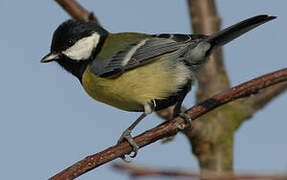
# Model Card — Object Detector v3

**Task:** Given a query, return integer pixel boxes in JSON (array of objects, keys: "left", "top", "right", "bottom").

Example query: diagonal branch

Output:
[
  {"left": 49, "top": 67, "right": 287, "bottom": 180},
  {"left": 242, "top": 82, "right": 287, "bottom": 117},
  {"left": 55, "top": 0, "right": 100, "bottom": 24}
]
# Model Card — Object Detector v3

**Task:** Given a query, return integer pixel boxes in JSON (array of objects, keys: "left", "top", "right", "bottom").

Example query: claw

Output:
[
  {"left": 116, "top": 112, "right": 148, "bottom": 161},
  {"left": 117, "top": 129, "right": 139, "bottom": 160},
  {"left": 179, "top": 112, "right": 193, "bottom": 130}
]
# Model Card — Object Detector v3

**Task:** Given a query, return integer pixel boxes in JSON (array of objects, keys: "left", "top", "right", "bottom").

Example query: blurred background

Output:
[{"left": 0, "top": 0, "right": 286, "bottom": 179}]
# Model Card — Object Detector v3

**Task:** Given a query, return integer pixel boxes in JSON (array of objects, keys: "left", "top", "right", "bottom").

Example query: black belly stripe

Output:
[{"left": 154, "top": 80, "right": 192, "bottom": 111}]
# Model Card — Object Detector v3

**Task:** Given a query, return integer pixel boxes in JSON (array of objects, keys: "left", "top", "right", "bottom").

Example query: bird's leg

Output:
[
  {"left": 117, "top": 101, "right": 155, "bottom": 160},
  {"left": 117, "top": 112, "right": 147, "bottom": 158},
  {"left": 173, "top": 96, "right": 192, "bottom": 130}
]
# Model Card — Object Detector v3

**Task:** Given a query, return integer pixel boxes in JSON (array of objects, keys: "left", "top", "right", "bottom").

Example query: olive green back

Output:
[{"left": 95, "top": 32, "right": 151, "bottom": 60}]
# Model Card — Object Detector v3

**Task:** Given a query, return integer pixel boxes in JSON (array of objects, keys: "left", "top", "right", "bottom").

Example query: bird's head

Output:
[{"left": 41, "top": 19, "right": 108, "bottom": 79}]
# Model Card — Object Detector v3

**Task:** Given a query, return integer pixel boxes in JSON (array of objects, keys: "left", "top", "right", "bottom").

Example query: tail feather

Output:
[{"left": 206, "top": 15, "right": 276, "bottom": 48}]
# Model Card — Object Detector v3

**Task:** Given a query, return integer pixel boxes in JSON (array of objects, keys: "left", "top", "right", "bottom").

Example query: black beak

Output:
[{"left": 41, "top": 53, "right": 59, "bottom": 63}]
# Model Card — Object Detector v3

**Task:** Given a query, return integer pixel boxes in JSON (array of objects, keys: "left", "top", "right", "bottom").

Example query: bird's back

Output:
[{"left": 82, "top": 32, "right": 194, "bottom": 112}]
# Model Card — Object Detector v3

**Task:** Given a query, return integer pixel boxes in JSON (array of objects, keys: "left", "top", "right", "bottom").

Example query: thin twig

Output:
[
  {"left": 243, "top": 82, "right": 287, "bottom": 116},
  {"left": 55, "top": 0, "right": 100, "bottom": 24},
  {"left": 49, "top": 67, "right": 287, "bottom": 180},
  {"left": 113, "top": 163, "right": 200, "bottom": 179},
  {"left": 112, "top": 163, "right": 287, "bottom": 180}
]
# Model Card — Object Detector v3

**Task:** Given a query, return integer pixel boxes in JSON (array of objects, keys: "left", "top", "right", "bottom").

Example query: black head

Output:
[{"left": 41, "top": 19, "right": 108, "bottom": 81}]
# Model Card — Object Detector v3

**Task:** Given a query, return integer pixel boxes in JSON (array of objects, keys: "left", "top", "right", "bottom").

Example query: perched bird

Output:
[{"left": 41, "top": 15, "right": 275, "bottom": 158}]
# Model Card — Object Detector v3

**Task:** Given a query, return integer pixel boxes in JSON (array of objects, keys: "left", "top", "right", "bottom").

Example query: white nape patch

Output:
[
  {"left": 62, "top": 32, "right": 100, "bottom": 60},
  {"left": 121, "top": 40, "right": 147, "bottom": 66}
]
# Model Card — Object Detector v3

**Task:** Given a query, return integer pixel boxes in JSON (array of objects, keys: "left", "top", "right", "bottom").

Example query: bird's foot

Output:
[
  {"left": 117, "top": 129, "right": 139, "bottom": 162},
  {"left": 179, "top": 112, "right": 193, "bottom": 130}
]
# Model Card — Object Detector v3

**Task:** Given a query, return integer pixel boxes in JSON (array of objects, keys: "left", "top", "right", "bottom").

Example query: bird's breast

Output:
[{"left": 81, "top": 56, "right": 191, "bottom": 112}]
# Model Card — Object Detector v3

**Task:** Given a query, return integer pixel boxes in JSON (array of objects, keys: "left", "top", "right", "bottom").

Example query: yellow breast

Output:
[{"left": 82, "top": 56, "right": 190, "bottom": 112}]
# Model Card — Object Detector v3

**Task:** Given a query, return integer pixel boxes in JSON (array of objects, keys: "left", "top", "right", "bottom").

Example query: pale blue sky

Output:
[{"left": 0, "top": 1, "right": 286, "bottom": 179}]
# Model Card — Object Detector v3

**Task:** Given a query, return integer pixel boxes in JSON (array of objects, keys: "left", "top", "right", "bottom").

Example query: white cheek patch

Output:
[{"left": 63, "top": 32, "right": 100, "bottom": 60}]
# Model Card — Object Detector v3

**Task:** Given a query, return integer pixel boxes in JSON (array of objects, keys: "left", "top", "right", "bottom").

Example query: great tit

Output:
[{"left": 41, "top": 15, "right": 275, "bottom": 158}]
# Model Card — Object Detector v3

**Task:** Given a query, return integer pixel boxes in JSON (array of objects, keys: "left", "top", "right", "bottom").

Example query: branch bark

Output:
[
  {"left": 242, "top": 82, "right": 287, "bottom": 117},
  {"left": 50, "top": 67, "right": 287, "bottom": 180}
]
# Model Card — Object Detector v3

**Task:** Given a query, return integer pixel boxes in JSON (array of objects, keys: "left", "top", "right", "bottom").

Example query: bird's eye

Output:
[{"left": 67, "top": 40, "right": 74, "bottom": 46}]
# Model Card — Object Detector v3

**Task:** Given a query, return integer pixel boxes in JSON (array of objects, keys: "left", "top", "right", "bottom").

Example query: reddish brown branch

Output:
[
  {"left": 243, "top": 82, "right": 287, "bottom": 117},
  {"left": 50, "top": 67, "right": 287, "bottom": 180},
  {"left": 55, "top": 0, "right": 100, "bottom": 24},
  {"left": 112, "top": 163, "right": 287, "bottom": 180}
]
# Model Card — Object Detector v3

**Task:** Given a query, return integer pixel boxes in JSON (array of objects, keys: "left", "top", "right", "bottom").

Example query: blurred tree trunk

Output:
[
  {"left": 186, "top": 0, "right": 233, "bottom": 175},
  {"left": 185, "top": 0, "right": 287, "bottom": 177}
]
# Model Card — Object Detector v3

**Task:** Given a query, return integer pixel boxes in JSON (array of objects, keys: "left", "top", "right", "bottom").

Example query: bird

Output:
[{"left": 41, "top": 15, "right": 275, "bottom": 159}]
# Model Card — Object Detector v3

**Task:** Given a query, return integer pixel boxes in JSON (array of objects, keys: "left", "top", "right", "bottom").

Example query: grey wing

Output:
[{"left": 90, "top": 37, "right": 190, "bottom": 78}]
